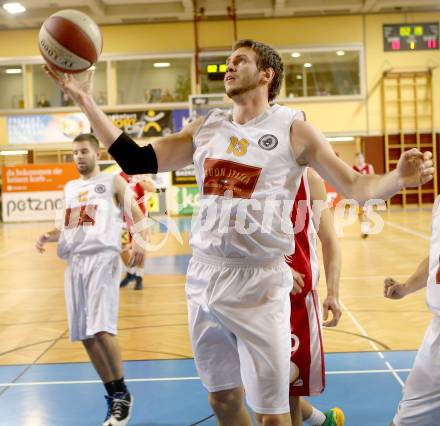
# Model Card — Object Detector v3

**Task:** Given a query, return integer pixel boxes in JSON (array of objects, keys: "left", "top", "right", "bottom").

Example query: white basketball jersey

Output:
[
  {"left": 191, "top": 104, "right": 305, "bottom": 259},
  {"left": 427, "top": 196, "right": 440, "bottom": 316},
  {"left": 57, "top": 173, "right": 123, "bottom": 259}
]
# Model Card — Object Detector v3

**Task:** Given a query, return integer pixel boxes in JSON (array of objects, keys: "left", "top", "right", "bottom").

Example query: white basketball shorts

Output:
[
  {"left": 394, "top": 315, "right": 440, "bottom": 425},
  {"left": 186, "top": 251, "right": 293, "bottom": 415},
  {"left": 64, "top": 251, "right": 121, "bottom": 341}
]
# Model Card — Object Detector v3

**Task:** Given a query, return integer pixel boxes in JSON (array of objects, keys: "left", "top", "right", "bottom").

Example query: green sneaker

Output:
[{"left": 322, "top": 407, "right": 345, "bottom": 426}]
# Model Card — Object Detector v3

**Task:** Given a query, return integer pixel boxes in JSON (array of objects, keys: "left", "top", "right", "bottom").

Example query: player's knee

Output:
[
  {"left": 81, "top": 337, "right": 95, "bottom": 349},
  {"left": 289, "top": 361, "right": 299, "bottom": 383},
  {"left": 94, "top": 331, "right": 112, "bottom": 342},
  {"left": 208, "top": 388, "right": 243, "bottom": 415},
  {"left": 254, "top": 413, "right": 288, "bottom": 426}
]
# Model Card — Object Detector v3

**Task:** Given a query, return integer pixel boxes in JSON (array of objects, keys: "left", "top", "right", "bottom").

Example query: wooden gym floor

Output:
[
  {"left": 0, "top": 207, "right": 434, "bottom": 366},
  {"left": 0, "top": 207, "right": 436, "bottom": 425}
]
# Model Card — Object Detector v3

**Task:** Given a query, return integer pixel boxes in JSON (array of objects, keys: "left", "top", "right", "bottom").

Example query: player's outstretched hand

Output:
[
  {"left": 290, "top": 268, "right": 305, "bottom": 295},
  {"left": 35, "top": 233, "right": 50, "bottom": 253},
  {"left": 42, "top": 64, "right": 94, "bottom": 105},
  {"left": 384, "top": 277, "right": 408, "bottom": 299},
  {"left": 323, "top": 295, "right": 342, "bottom": 327},
  {"left": 397, "top": 149, "right": 434, "bottom": 188}
]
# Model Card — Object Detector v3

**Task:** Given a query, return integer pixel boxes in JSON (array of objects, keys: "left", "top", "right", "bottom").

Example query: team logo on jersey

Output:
[
  {"left": 203, "top": 158, "right": 262, "bottom": 199},
  {"left": 227, "top": 136, "right": 249, "bottom": 157},
  {"left": 258, "top": 134, "right": 278, "bottom": 150},
  {"left": 95, "top": 184, "right": 106, "bottom": 194},
  {"left": 64, "top": 204, "right": 98, "bottom": 228},
  {"left": 78, "top": 190, "right": 89, "bottom": 203}
]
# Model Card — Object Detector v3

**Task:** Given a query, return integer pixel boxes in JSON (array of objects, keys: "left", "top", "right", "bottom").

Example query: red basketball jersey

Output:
[
  {"left": 286, "top": 170, "right": 325, "bottom": 397},
  {"left": 286, "top": 171, "right": 320, "bottom": 294},
  {"left": 120, "top": 171, "right": 146, "bottom": 215}
]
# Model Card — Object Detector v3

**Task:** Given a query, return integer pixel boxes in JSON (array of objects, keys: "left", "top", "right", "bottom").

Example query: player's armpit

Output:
[
  {"left": 152, "top": 116, "right": 204, "bottom": 172},
  {"left": 289, "top": 119, "right": 310, "bottom": 166}
]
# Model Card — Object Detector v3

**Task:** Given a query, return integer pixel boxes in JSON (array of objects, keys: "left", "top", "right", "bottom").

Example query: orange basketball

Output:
[{"left": 39, "top": 9, "right": 102, "bottom": 74}]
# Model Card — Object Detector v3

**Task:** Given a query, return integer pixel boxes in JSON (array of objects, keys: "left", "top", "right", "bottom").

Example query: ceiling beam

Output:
[{"left": 377, "top": 0, "right": 440, "bottom": 9}]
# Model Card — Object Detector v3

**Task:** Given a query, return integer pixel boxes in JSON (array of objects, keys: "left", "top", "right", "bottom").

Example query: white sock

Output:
[{"left": 304, "top": 407, "right": 326, "bottom": 425}]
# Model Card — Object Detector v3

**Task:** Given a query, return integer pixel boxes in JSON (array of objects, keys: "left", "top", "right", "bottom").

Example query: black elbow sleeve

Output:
[{"left": 108, "top": 132, "right": 158, "bottom": 174}]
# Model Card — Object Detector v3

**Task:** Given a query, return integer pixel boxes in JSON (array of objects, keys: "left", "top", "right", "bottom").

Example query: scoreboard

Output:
[
  {"left": 383, "top": 23, "right": 438, "bottom": 51},
  {"left": 206, "top": 63, "right": 227, "bottom": 80}
]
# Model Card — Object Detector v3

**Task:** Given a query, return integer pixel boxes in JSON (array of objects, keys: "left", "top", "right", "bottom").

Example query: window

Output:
[
  {"left": 0, "top": 65, "right": 24, "bottom": 109},
  {"left": 31, "top": 61, "right": 107, "bottom": 108},
  {"left": 32, "top": 64, "right": 58, "bottom": 107},
  {"left": 200, "top": 55, "right": 228, "bottom": 94},
  {"left": 91, "top": 62, "right": 108, "bottom": 106},
  {"left": 283, "top": 49, "right": 362, "bottom": 99},
  {"left": 115, "top": 57, "right": 192, "bottom": 104}
]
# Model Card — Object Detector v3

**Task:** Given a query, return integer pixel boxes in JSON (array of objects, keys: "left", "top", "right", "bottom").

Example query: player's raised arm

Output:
[
  {"left": 43, "top": 65, "right": 202, "bottom": 174},
  {"left": 291, "top": 120, "right": 434, "bottom": 203}
]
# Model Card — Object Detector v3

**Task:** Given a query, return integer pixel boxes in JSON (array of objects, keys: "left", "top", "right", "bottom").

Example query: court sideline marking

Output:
[
  {"left": 339, "top": 300, "right": 405, "bottom": 386},
  {"left": 0, "top": 329, "right": 68, "bottom": 398},
  {"left": 338, "top": 217, "right": 431, "bottom": 388},
  {"left": 0, "top": 367, "right": 412, "bottom": 388},
  {"left": 0, "top": 217, "right": 427, "bottom": 394},
  {"left": 383, "top": 221, "right": 430, "bottom": 241}
]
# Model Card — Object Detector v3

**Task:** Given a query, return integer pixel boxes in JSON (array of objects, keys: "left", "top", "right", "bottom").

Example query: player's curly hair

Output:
[{"left": 232, "top": 39, "right": 283, "bottom": 102}]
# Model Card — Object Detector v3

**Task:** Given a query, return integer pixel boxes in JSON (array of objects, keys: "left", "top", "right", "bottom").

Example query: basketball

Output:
[{"left": 39, "top": 9, "right": 102, "bottom": 73}]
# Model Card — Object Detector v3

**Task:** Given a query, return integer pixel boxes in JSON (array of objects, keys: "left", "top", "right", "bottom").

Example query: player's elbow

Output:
[
  {"left": 109, "top": 133, "right": 158, "bottom": 175},
  {"left": 340, "top": 175, "right": 371, "bottom": 205}
]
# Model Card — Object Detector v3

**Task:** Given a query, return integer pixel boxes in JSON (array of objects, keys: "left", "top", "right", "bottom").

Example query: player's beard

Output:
[
  {"left": 225, "top": 71, "right": 261, "bottom": 99},
  {"left": 76, "top": 158, "right": 95, "bottom": 176}
]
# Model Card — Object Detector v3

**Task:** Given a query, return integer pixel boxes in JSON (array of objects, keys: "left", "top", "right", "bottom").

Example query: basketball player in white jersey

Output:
[
  {"left": 353, "top": 152, "right": 375, "bottom": 238},
  {"left": 384, "top": 197, "right": 440, "bottom": 426},
  {"left": 36, "top": 134, "right": 146, "bottom": 426},
  {"left": 44, "top": 39, "right": 433, "bottom": 426},
  {"left": 287, "top": 168, "right": 344, "bottom": 426}
]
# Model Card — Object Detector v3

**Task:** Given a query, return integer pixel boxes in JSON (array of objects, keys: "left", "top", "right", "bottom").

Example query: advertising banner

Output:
[
  {"left": 171, "top": 164, "right": 196, "bottom": 185},
  {"left": 7, "top": 109, "right": 186, "bottom": 144},
  {"left": 107, "top": 110, "right": 172, "bottom": 138},
  {"left": 171, "top": 109, "right": 190, "bottom": 132},
  {"left": 175, "top": 186, "right": 199, "bottom": 215},
  {"left": 2, "top": 164, "right": 79, "bottom": 222},
  {"left": 8, "top": 113, "right": 90, "bottom": 144}
]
